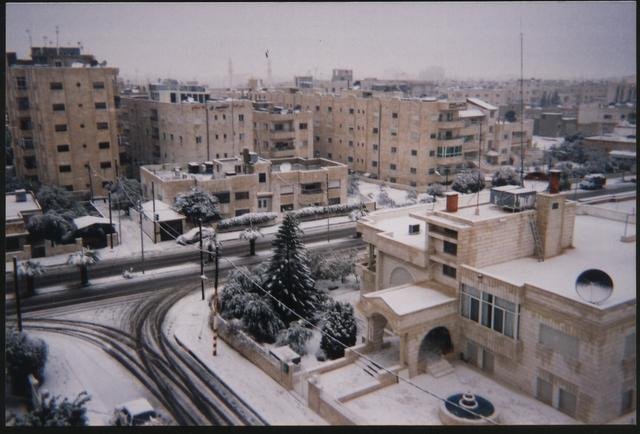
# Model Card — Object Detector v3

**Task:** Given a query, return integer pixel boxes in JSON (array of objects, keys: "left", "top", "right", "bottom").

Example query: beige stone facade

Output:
[
  {"left": 139, "top": 156, "right": 348, "bottom": 219},
  {"left": 355, "top": 187, "right": 635, "bottom": 423},
  {"left": 6, "top": 48, "right": 121, "bottom": 197}
]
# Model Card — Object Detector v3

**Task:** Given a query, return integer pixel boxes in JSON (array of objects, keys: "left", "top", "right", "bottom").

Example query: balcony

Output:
[
  {"left": 437, "top": 119, "right": 465, "bottom": 129},
  {"left": 270, "top": 129, "right": 295, "bottom": 140}
]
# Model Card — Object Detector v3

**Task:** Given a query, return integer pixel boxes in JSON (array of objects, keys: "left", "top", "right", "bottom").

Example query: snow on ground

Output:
[
  {"left": 532, "top": 135, "right": 565, "bottom": 151},
  {"left": 164, "top": 287, "right": 328, "bottom": 425},
  {"left": 30, "top": 331, "right": 167, "bottom": 426},
  {"left": 352, "top": 180, "right": 414, "bottom": 207},
  {"left": 342, "top": 362, "right": 579, "bottom": 425},
  {"left": 591, "top": 198, "right": 636, "bottom": 214}
]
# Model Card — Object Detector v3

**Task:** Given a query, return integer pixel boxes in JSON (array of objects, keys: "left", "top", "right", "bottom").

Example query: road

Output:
[{"left": 6, "top": 221, "right": 359, "bottom": 288}]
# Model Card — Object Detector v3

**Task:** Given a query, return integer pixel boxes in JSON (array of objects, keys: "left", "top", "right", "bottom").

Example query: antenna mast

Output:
[
  {"left": 228, "top": 58, "right": 233, "bottom": 89},
  {"left": 520, "top": 19, "right": 525, "bottom": 187},
  {"left": 26, "top": 29, "right": 32, "bottom": 51},
  {"left": 55, "top": 25, "right": 60, "bottom": 55}
]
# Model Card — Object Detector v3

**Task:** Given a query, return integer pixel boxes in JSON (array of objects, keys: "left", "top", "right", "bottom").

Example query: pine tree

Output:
[
  {"left": 320, "top": 301, "right": 358, "bottom": 359},
  {"left": 264, "top": 214, "right": 318, "bottom": 324}
]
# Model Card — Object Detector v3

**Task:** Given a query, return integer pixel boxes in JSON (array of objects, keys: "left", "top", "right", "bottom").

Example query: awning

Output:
[{"left": 73, "top": 216, "right": 113, "bottom": 230}]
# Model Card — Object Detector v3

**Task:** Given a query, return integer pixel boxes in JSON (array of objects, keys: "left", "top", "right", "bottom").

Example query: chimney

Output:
[
  {"left": 445, "top": 192, "right": 459, "bottom": 212},
  {"left": 548, "top": 169, "right": 561, "bottom": 194},
  {"left": 15, "top": 189, "right": 27, "bottom": 203}
]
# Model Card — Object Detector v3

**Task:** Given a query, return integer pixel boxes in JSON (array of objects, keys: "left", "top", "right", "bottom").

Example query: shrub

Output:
[
  {"left": 241, "top": 294, "right": 284, "bottom": 343},
  {"left": 426, "top": 183, "right": 445, "bottom": 197},
  {"left": 173, "top": 188, "right": 221, "bottom": 224},
  {"left": 320, "top": 301, "right": 358, "bottom": 359},
  {"left": 276, "top": 321, "right": 313, "bottom": 355},
  {"left": 452, "top": 170, "right": 485, "bottom": 194},
  {"left": 12, "top": 391, "right": 91, "bottom": 427},
  {"left": 289, "top": 202, "right": 365, "bottom": 220},
  {"left": 217, "top": 212, "right": 277, "bottom": 230},
  {"left": 5, "top": 328, "right": 48, "bottom": 382},
  {"left": 491, "top": 167, "right": 520, "bottom": 187}
]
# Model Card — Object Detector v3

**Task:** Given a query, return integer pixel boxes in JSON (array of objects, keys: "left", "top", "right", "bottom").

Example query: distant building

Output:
[
  {"left": 6, "top": 47, "right": 121, "bottom": 197},
  {"left": 580, "top": 134, "right": 636, "bottom": 154},
  {"left": 139, "top": 156, "right": 348, "bottom": 219},
  {"left": 148, "top": 79, "right": 209, "bottom": 103},
  {"left": 332, "top": 69, "right": 353, "bottom": 83},
  {"left": 535, "top": 112, "right": 577, "bottom": 138},
  {"left": 577, "top": 103, "right": 636, "bottom": 136},
  {"left": 294, "top": 76, "right": 314, "bottom": 89}
]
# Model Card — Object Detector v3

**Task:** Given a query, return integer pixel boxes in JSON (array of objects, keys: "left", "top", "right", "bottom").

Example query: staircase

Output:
[
  {"left": 528, "top": 214, "right": 544, "bottom": 262},
  {"left": 357, "top": 358, "right": 383, "bottom": 377},
  {"left": 427, "top": 355, "right": 454, "bottom": 378}
]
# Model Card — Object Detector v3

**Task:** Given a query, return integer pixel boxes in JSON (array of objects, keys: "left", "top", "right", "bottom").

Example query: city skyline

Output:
[{"left": 6, "top": 2, "right": 637, "bottom": 86}]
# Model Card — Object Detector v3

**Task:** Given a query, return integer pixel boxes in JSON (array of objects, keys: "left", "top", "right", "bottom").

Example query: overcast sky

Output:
[{"left": 6, "top": 2, "right": 636, "bottom": 85}]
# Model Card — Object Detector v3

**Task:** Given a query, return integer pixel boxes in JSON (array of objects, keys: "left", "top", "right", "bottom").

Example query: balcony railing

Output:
[{"left": 301, "top": 188, "right": 323, "bottom": 195}]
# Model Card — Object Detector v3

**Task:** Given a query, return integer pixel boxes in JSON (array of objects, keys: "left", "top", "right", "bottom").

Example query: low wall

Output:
[
  {"left": 44, "top": 238, "right": 83, "bottom": 257},
  {"left": 307, "top": 376, "right": 366, "bottom": 425},
  {"left": 576, "top": 203, "right": 636, "bottom": 224},
  {"left": 6, "top": 245, "right": 32, "bottom": 263},
  {"left": 214, "top": 315, "right": 296, "bottom": 390}
]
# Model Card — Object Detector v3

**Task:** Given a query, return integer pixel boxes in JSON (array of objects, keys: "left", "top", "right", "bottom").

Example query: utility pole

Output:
[
  {"left": 476, "top": 119, "right": 482, "bottom": 215},
  {"left": 213, "top": 233, "right": 220, "bottom": 356},
  {"left": 326, "top": 172, "right": 330, "bottom": 243},
  {"left": 138, "top": 200, "right": 145, "bottom": 274},
  {"left": 85, "top": 164, "right": 94, "bottom": 201},
  {"left": 108, "top": 192, "right": 114, "bottom": 249},
  {"left": 152, "top": 182, "right": 157, "bottom": 243},
  {"left": 13, "top": 257, "right": 23, "bottom": 331},
  {"left": 199, "top": 218, "right": 205, "bottom": 301},
  {"left": 519, "top": 19, "right": 525, "bottom": 187}
]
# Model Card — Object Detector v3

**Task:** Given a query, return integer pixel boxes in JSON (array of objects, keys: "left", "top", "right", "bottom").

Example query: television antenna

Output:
[{"left": 575, "top": 269, "right": 613, "bottom": 305}]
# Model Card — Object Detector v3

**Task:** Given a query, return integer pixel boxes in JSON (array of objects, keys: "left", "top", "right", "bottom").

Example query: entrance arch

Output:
[
  {"left": 418, "top": 327, "right": 453, "bottom": 371},
  {"left": 389, "top": 266, "right": 413, "bottom": 287}
]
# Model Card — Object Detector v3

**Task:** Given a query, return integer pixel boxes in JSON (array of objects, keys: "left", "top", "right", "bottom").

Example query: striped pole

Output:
[{"left": 213, "top": 240, "right": 219, "bottom": 356}]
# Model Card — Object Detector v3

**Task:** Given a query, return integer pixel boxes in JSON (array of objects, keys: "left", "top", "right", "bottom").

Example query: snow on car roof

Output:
[{"left": 119, "top": 398, "right": 154, "bottom": 416}]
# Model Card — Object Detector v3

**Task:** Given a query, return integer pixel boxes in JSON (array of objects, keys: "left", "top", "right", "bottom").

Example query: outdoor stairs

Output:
[
  {"left": 357, "top": 358, "right": 383, "bottom": 377},
  {"left": 427, "top": 356, "right": 454, "bottom": 378},
  {"left": 528, "top": 213, "right": 544, "bottom": 262}
]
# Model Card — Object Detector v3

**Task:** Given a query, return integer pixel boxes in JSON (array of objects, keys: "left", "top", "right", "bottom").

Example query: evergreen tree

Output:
[
  {"left": 11, "top": 391, "right": 90, "bottom": 427},
  {"left": 276, "top": 321, "right": 313, "bottom": 355},
  {"left": 491, "top": 167, "right": 520, "bottom": 187},
  {"left": 173, "top": 187, "right": 221, "bottom": 224},
  {"left": 320, "top": 301, "right": 358, "bottom": 359},
  {"left": 26, "top": 211, "right": 77, "bottom": 246},
  {"left": 452, "top": 169, "right": 485, "bottom": 194},
  {"left": 405, "top": 188, "right": 418, "bottom": 203},
  {"left": 264, "top": 214, "right": 318, "bottom": 324},
  {"left": 36, "top": 185, "right": 86, "bottom": 216},
  {"left": 5, "top": 328, "right": 48, "bottom": 383},
  {"left": 376, "top": 183, "right": 396, "bottom": 207},
  {"left": 241, "top": 293, "right": 284, "bottom": 343},
  {"left": 108, "top": 178, "right": 142, "bottom": 214}
]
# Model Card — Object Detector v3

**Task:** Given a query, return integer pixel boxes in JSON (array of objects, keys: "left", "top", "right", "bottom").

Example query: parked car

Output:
[
  {"left": 112, "top": 398, "right": 157, "bottom": 426},
  {"left": 579, "top": 173, "right": 607, "bottom": 190},
  {"left": 176, "top": 226, "right": 215, "bottom": 245}
]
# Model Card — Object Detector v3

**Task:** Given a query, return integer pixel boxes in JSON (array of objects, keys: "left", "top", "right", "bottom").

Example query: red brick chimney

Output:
[
  {"left": 445, "top": 192, "right": 459, "bottom": 212},
  {"left": 548, "top": 169, "right": 561, "bottom": 194}
]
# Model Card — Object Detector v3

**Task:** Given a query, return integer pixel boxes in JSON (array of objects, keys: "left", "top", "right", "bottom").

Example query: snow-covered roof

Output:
[
  {"left": 73, "top": 215, "right": 113, "bottom": 230},
  {"left": 485, "top": 150, "right": 499, "bottom": 156},
  {"left": 584, "top": 135, "right": 636, "bottom": 143},
  {"left": 479, "top": 214, "right": 636, "bottom": 309},
  {"left": 458, "top": 109, "right": 484, "bottom": 118},
  {"left": 466, "top": 97, "right": 498, "bottom": 111},
  {"left": 609, "top": 150, "right": 636, "bottom": 158},
  {"left": 141, "top": 200, "right": 185, "bottom": 222},
  {"left": 363, "top": 281, "right": 455, "bottom": 316},
  {"left": 5, "top": 192, "right": 41, "bottom": 221}
]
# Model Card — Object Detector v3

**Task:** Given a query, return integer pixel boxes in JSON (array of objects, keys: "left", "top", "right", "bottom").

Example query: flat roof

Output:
[
  {"left": 459, "top": 108, "right": 484, "bottom": 118},
  {"left": 584, "top": 135, "right": 636, "bottom": 143},
  {"left": 480, "top": 214, "right": 636, "bottom": 309},
  {"left": 466, "top": 97, "right": 498, "bottom": 111},
  {"left": 371, "top": 214, "right": 427, "bottom": 250},
  {"left": 5, "top": 192, "right": 41, "bottom": 220},
  {"left": 434, "top": 201, "right": 523, "bottom": 223},
  {"left": 364, "top": 281, "right": 455, "bottom": 316},
  {"left": 141, "top": 200, "right": 186, "bottom": 221}
]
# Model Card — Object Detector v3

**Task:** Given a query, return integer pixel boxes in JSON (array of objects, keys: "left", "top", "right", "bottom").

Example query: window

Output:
[
  {"left": 460, "top": 284, "right": 519, "bottom": 338},
  {"left": 443, "top": 240, "right": 457, "bottom": 255},
  {"left": 281, "top": 204, "right": 294, "bottom": 212},
  {"left": 328, "top": 197, "right": 341, "bottom": 205},
  {"left": 93, "top": 82, "right": 105, "bottom": 89},
  {"left": 372, "top": 161, "right": 378, "bottom": 167},
  {"left": 410, "top": 167, "right": 417, "bottom": 174},
  {"left": 50, "top": 82, "right": 63, "bottom": 90},
  {"left": 257, "top": 173, "right": 267, "bottom": 183},
  {"left": 223, "top": 134, "right": 227, "bottom": 139},
  {"left": 100, "top": 161, "right": 112, "bottom": 169},
  {"left": 392, "top": 112, "right": 398, "bottom": 119},
  {"left": 411, "top": 149, "right": 418, "bottom": 156},
  {"left": 539, "top": 324, "right": 579, "bottom": 359},
  {"left": 443, "top": 264, "right": 457, "bottom": 278},
  {"left": 24, "top": 156, "right": 37, "bottom": 169},
  {"left": 436, "top": 145, "right": 462, "bottom": 158},
  {"left": 621, "top": 389, "right": 634, "bottom": 415},
  {"left": 55, "top": 124, "right": 67, "bottom": 132},
  {"left": 390, "top": 164, "right": 396, "bottom": 170},
  {"left": 328, "top": 138, "right": 332, "bottom": 144},
  {"left": 429, "top": 168, "right": 435, "bottom": 174},
  {"left": 430, "top": 133, "right": 437, "bottom": 139},
  {"left": 429, "top": 150, "right": 435, "bottom": 157},
  {"left": 373, "top": 144, "right": 378, "bottom": 150},
  {"left": 558, "top": 388, "right": 577, "bottom": 417},
  {"left": 299, "top": 122, "right": 308, "bottom": 130},
  {"left": 98, "top": 142, "right": 110, "bottom": 149},
  {"left": 59, "top": 165, "right": 71, "bottom": 173},
  {"left": 349, "top": 141, "right": 354, "bottom": 147},
  {"left": 20, "top": 118, "right": 32, "bottom": 131},
  {"left": 410, "top": 181, "right": 417, "bottom": 187},
  {"left": 389, "top": 177, "right": 396, "bottom": 183},
  {"left": 390, "top": 128, "right": 397, "bottom": 136},
  {"left": 327, "top": 107, "right": 332, "bottom": 112},
  {"left": 238, "top": 114, "right": 244, "bottom": 122},
  {"left": 235, "top": 209, "right": 250, "bottom": 217},
  {"left": 97, "top": 122, "right": 109, "bottom": 130},
  {"left": 17, "top": 97, "right": 29, "bottom": 110},
  {"left": 391, "top": 147, "right": 397, "bottom": 153},
  {"left": 372, "top": 127, "right": 378, "bottom": 134},
  {"left": 16, "top": 77, "right": 27, "bottom": 89},
  {"left": 536, "top": 378, "right": 553, "bottom": 405},
  {"left": 409, "top": 224, "right": 420, "bottom": 234},
  {"left": 258, "top": 198, "right": 269, "bottom": 208},
  {"left": 348, "top": 156, "right": 353, "bottom": 162},
  {"left": 315, "top": 105, "right": 320, "bottom": 112},
  {"left": 301, "top": 182, "right": 322, "bottom": 194},
  {"left": 95, "top": 102, "right": 107, "bottom": 110},
  {"left": 327, "top": 153, "right": 332, "bottom": 159},
  {"left": 349, "top": 108, "right": 354, "bottom": 114},
  {"left": 195, "top": 136, "right": 202, "bottom": 144},
  {"left": 52, "top": 103, "right": 65, "bottom": 111},
  {"left": 213, "top": 192, "right": 230, "bottom": 203},
  {"left": 57, "top": 144, "right": 70, "bottom": 152}
]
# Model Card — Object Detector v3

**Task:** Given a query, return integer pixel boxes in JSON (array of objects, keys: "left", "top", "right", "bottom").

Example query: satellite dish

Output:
[
  {"left": 279, "top": 162, "right": 292, "bottom": 172},
  {"left": 575, "top": 269, "right": 613, "bottom": 305}
]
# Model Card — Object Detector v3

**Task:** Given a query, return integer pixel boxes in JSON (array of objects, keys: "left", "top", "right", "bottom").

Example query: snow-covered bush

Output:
[
  {"left": 219, "top": 283, "right": 251, "bottom": 320},
  {"left": 491, "top": 166, "right": 520, "bottom": 187},
  {"left": 451, "top": 170, "right": 485, "bottom": 194},
  {"left": 26, "top": 211, "right": 77, "bottom": 245},
  {"left": 347, "top": 174, "right": 360, "bottom": 196},
  {"left": 320, "top": 301, "right": 358, "bottom": 360},
  {"left": 67, "top": 248, "right": 100, "bottom": 286},
  {"left": 405, "top": 188, "right": 418, "bottom": 204},
  {"left": 173, "top": 188, "right": 221, "bottom": 224},
  {"left": 12, "top": 391, "right": 91, "bottom": 427},
  {"left": 217, "top": 212, "right": 277, "bottom": 230},
  {"left": 36, "top": 185, "right": 86, "bottom": 216},
  {"left": 376, "top": 184, "right": 397, "bottom": 207},
  {"left": 426, "top": 183, "right": 445, "bottom": 197},
  {"left": 276, "top": 321, "right": 313, "bottom": 355},
  {"left": 289, "top": 202, "right": 365, "bottom": 220},
  {"left": 5, "top": 328, "right": 48, "bottom": 383},
  {"left": 241, "top": 293, "right": 284, "bottom": 343}
]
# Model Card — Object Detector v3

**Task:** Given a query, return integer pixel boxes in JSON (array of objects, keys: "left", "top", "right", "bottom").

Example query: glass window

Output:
[
  {"left": 558, "top": 388, "right": 577, "bottom": 417},
  {"left": 536, "top": 378, "right": 553, "bottom": 405}
]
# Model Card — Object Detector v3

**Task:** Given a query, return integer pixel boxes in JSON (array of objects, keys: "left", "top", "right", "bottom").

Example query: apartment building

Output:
[
  {"left": 606, "top": 78, "right": 637, "bottom": 105},
  {"left": 6, "top": 48, "right": 121, "bottom": 196},
  {"left": 356, "top": 173, "right": 635, "bottom": 423},
  {"left": 148, "top": 79, "right": 209, "bottom": 103},
  {"left": 5, "top": 189, "right": 42, "bottom": 262},
  {"left": 536, "top": 112, "right": 578, "bottom": 138},
  {"left": 139, "top": 156, "right": 347, "bottom": 219},
  {"left": 577, "top": 102, "right": 637, "bottom": 136}
]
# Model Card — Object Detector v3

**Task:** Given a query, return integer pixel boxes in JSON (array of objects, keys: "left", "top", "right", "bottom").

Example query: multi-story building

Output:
[
  {"left": 252, "top": 103, "right": 313, "bottom": 159},
  {"left": 148, "top": 79, "right": 209, "bottom": 103},
  {"left": 139, "top": 156, "right": 347, "bottom": 219},
  {"left": 577, "top": 102, "right": 637, "bottom": 136},
  {"left": 355, "top": 173, "right": 635, "bottom": 423},
  {"left": 535, "top": 112, "right": 578, "bottom": 138},
  {"left": 5, "top": 189, "right": 42, "bottom": 262},
  {"left": 606, "top": 78, "right": 637, "bottom": 105},
  {"left": 6, "top": 48, "right": 121, "bottom": 197}
]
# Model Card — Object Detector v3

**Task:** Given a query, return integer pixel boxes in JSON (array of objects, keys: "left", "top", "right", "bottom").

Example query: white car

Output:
[
  {"left": 113, "top": 398, "right": 157, "bottom": 426},
  {"left": 176, "top": 226, "right": 215, "bottom": 245}
]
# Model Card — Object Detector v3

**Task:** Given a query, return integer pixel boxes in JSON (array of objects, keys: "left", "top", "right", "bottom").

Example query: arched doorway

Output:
[
  {"left": 418, "top": 327, "right": 453, "bottom": 371},
  {"left": 389, "top": 266, "right": 413, "bottom": 287}
]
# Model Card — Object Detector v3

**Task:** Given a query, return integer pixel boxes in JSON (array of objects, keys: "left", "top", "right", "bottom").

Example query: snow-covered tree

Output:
[
  {"left": 219, "top": 282, "right": 250, "bottom": 320},
  {"left": 67, "top": 248, "right": 100, "bottom": 286},
  {"left": 452, "top": 170, "right": 485, "bottom": 194},
  {"left": 320, "top": 301, "right": 358, "bottom": 359},
  {"left": 108, "top": 178, "right": 142, "bottom": 214},
  {"left": 264, "top": 214, "right": 319, "bottom": 324},
  {"left": 11, "top": 391, "right": 90, "bottom": 427},
  {"left": 173, "top": 188, "right": 221, "bottom": 225},
  {"left": 18, "top": 260, "right": 44, "bottom": 296},
  {"left": 5, "top": 328, "right": 48, "bottom": 387},
  {"left": 376, "top": 183, "right": 397, "bottom": 208},
  {"left": 26, "top": 211, "right": 77, "bottom": 246},
  {"left": 348, "top": 205, "right": 368, "bottom": 223},
  {"left": 276, "top": 321, "right": 313, "bottom": 355},
  {"left": 241, "top": 293, "right": 284, "bottom": 343},
  {"left": 217, "top": 212, "right": 277, "bottom": 230},
  {"left": 240, "top": 227, "right": 262, "bottom": 256},
  {"left": 347, "top": 174, "right": 360, "bottom": 196},
  {"left": 35, "top": 185, "right": 86, "bottom": 216},
  {"left": 491, "top": 166, "right": 520, "bottom": 187},
  {"left": 405, "top": 188, "right": 418, "bottom": 204},
  {"left": 426, "top": 183, "right": 445, "bottom": 197}
]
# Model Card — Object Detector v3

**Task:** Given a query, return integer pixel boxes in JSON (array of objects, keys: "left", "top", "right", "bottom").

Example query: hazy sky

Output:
[{"left": 6, "top": 2, "right": 636, "bottom": 85}]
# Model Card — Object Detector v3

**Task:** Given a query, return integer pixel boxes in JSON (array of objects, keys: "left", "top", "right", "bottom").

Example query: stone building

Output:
[
  {"left": 577, "top": 102, "right": 637, "bottom": 136},
  {"left": 5, "top": 189, "right": 42, "bottom": 262},
  {"left": 355, "top": 173, "right": 635, "bottom": 423},
  {"left": 6, "top": 48, "right": 121, "bottom": 197},
  {"left": 139, "top": 156, "right": 348, "bottom": 219}
]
